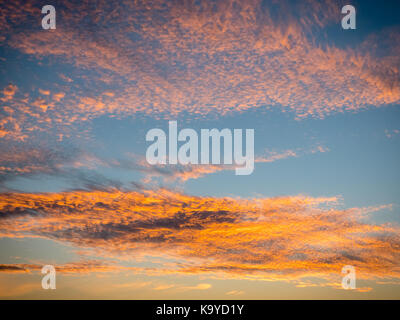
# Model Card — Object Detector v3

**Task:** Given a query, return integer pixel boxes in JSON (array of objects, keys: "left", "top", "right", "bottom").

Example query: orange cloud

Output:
[
  {"left": 0, "top": 84, "right": 73, "bottom": 142},
  {"left": 0, "top": 260, "right": 119, "bottom": 274},
  {"left": 38, "top": 89, "right": 51, "bottom": 96},
  {"left": 256, "top": 145, "right": 329, "bottom": 163},
  {"left": 0, "top": 189, "right": 399, "bottom": 287},
  {"left": 256, "top": 150, "right": 298, "bottom": 163},
  {"left": 0, "top": 0, "right": 397, "bottom": 124},
  {"left": 1, "top": 84, "right": 17, "bottom": 101}
]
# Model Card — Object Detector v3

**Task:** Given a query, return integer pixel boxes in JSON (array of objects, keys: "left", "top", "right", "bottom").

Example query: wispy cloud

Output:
[
  {"left": 385, "top": 129, "right": 400, "bottom": 139},
  {"left": 137, "top": 145, "right": 328, "bottom": 183},
  {"left": 226, "top": 290, "right": 244, "bottom": 296},
  {"left": 0, "top": 260, "right": 119, "bottom": 274}
]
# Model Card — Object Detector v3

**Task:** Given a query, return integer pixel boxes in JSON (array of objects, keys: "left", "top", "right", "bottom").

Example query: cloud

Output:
[
  {"left": 38, "top": 89, "right": 51, "bottom": 96},
  {"left": 138, "top": 162, "right": 233, "bottom": 183},
  {"left": 135, "top": 145, "right": 327, "bottom": 183},
  {"left": 256, "top": 145, "right": 329, "bottom": 163},
  {"left": 0, "top": 143, "right": 324, "bottom": 189},
  {"left": 153, "top": 284, "right": 176, "bottom": 291},
  {"left": 0, "top": 264, "right": 31, "bottom": 273},
  {"left": 0, "top": 83, "right": 75, "bottom": 142},
  {"left": 179, "top": 283, "right": 212, "bottom": 291},
  {"left": 0, "top": 188, "right": 399, "bottom": 287},
  {"left": 0, "top": 146, "right": 73, "bottom": 182},
  {"left": 226, "top": 290, "right": 244, "bottom": 296},
  {"left": 1, "top": 84, "right": 17, "bottom": 102},
  {"left": 113, "top": 281, "right": 153, "bottom": 289},
  {"left": 0, "top": 260, "right": 120, "bottom": 274},
  {"left": 0, "top": 144, "right": 126, "bottom": 191},
  {"left": 0, "top": 0, "right": 398, "bottom": 126},
  {"left": 385, "top": 129, "right": 400, "bottom": 139},
  {"left": 256, "top": 149, "right": 298, "bottom": 163}
]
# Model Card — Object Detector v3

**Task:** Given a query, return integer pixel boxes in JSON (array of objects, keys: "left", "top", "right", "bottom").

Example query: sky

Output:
[{"left": 0, "top": 0, "right": 399, "bottom": 299}]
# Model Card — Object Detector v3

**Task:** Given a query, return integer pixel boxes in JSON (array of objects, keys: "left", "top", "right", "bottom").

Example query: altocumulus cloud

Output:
[{"left": 0, "top": 0, "right": 398, "bottom": 135}]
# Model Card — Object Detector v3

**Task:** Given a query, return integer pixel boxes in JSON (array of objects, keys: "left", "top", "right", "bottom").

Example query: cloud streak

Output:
[{"left": 0, "top": 260, "right": 118, "bottom": 274}]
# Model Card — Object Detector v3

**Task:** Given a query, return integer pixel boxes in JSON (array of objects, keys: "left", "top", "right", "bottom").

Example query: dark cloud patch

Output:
[
  {"left": 0, "top": 264, "right": 28, "bottom": 272},
  {"left": 0, "top": 206, "right": 39, "bottom": 219}
]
